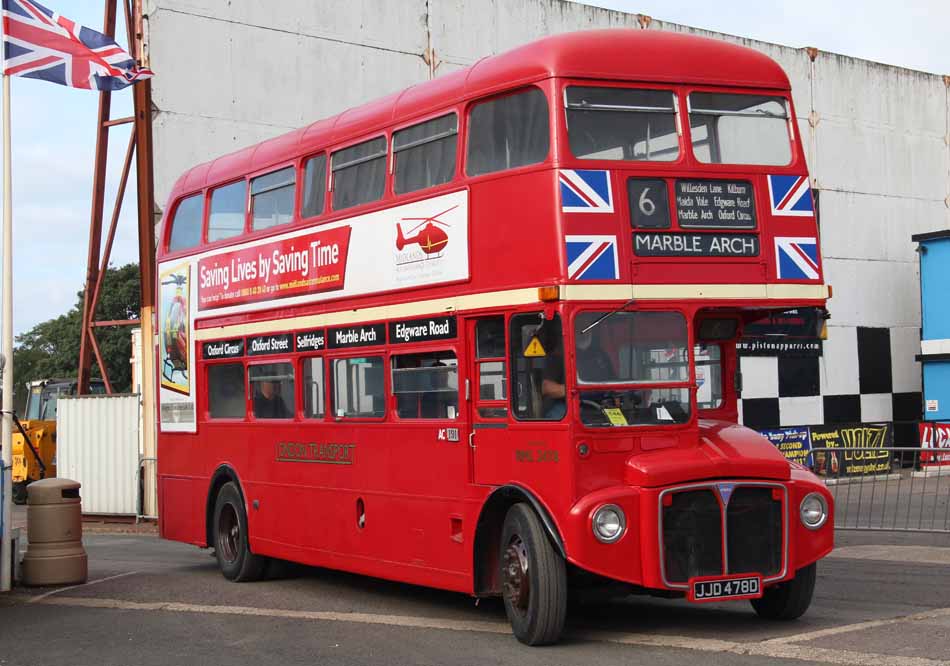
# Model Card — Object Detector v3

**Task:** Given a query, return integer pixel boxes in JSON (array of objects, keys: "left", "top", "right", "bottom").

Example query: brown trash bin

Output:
[{"left": 21, "top": 478, "right": 88, "bottom": 586}]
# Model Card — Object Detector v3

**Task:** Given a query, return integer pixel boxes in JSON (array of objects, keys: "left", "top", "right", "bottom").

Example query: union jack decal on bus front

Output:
[
  {"left": 565, "top": 235, "right": 619, "bottom": 280},
  {"left": 775, "top": 237, "right": 819, "bottom": 280},
  {"left": 559, "top": 169, "right": 613, "bottom": 213},
  {"left": 767, "top": 174, "right": 814, "bottom": 217}
]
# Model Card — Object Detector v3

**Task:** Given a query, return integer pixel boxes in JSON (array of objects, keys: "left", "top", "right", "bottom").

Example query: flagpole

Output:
[{"left": 0, "top": 70, "right": 13, "bottom": 593}]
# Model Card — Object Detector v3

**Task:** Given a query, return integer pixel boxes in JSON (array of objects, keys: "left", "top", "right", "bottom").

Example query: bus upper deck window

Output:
[
  {"left": 332, "top": 137, "right": 387, "bottom": 211},
  {"left": 301, "top": 154, "right": 327, "bottom": 219},
  {"left": 565, "top": 87, "right": 679, "bottom": 162},
  {"left": 167, "top": 193, "right": 203, "bottom": 252},
  {"left": 466, "top": 88, "right": 549, "bottom": 177},
  {"left": 208, "top": 181, "right": 247, "bottom": 242},
  {"left": 688, "top": 93, "right": 792, "bottom": 166},
  {"left": 394, "top": 113, "right": 458, "bottom": 194},
  {"left": 251, "top": 167, "right": 295, "bottom": 231}
]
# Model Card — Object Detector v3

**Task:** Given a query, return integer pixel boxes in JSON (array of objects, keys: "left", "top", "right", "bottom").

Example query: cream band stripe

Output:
[{"left": 192, "top": 283, "right": 829, "bottom": 342}]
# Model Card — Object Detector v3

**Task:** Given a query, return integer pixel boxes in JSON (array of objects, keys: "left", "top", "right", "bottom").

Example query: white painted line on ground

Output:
[
  {"left": 760, "top": 606, "right": 950, "bottom": 645},
  {"left": 827, "top": 545, "right": 950, "bottom": 566},
  {"left": 16, "top": 594, "right": 950, "bottom": 666},
  {"left": 26, "top": 571, "right": 139, "bottom": 603}
]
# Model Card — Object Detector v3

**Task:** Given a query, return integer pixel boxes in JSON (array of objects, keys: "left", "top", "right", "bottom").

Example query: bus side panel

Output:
[{"left": 159, "top": 474, "right": 205, "bottom": 545}]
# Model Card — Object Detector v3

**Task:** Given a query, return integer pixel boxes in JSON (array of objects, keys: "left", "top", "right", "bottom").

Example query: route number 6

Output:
[{"left": 639, "top": 188, "right": 656, "bottom": 216}]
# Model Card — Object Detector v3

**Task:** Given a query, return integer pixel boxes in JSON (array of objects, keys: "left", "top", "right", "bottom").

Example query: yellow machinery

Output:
[{"left": 11, "top": 378, "right": 105, "bottom": 504}]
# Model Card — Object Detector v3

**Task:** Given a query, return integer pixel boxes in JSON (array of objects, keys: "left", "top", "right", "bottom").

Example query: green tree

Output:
[{"left": 11, "top": 263, "right": 140, "bottom": 410}]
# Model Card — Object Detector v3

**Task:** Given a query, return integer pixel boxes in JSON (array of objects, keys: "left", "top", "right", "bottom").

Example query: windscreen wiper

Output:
[{"left": 580, "top": 297, "right": 636, "bottom": 334}]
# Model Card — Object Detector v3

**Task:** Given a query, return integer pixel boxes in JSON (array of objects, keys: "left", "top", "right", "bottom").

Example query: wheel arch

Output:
[
  {"left": 473, "top": 484, "right": 566, "bottom": 597},
  {"left": 205, "top": 465, "right": 246, "bottom": 548}
]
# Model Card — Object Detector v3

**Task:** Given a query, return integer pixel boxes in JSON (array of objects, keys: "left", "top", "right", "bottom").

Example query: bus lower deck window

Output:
[
  {"left": 303, "top": 357, "right": 325, "bottom": 418},
  {"left": 208, "top": 363, "right": 246, "bottom": 419},
  {"left": 249, "top": 363, "right": 295, "bottom": 419},
  {"left": 333, "top": 357, "right": 385, "bottom": 418},
  {"left": 391, "top": 351, "right": 459, "bottom": 419}
]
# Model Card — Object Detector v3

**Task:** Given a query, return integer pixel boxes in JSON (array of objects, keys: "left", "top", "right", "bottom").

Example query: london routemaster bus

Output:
[{"left": 156, "top": 29, "right": 834, "bottom": 645}]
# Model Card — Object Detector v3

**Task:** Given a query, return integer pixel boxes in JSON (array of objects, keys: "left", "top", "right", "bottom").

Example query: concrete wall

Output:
[{"left": 144, "top": 0, "right": 950, "bottom": 432}]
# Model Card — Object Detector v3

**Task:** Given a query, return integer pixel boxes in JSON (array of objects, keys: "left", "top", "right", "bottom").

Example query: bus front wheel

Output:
[
  {"left": 213, "top": 482, "right": 266, "bottom": 582},
  {"left": 751, "top": 563, "right": 816, "bottom": 620},
  {"left": 499, "top": 503, "right": 567, "bottom": 645}
]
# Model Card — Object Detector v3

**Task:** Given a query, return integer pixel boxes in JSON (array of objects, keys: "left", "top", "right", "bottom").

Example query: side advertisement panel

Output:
[{"left": 157, "top": 190, "right": 470, "bottom": 433}]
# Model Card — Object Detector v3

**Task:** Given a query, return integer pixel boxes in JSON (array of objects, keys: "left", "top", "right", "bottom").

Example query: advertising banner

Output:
[
  {"left": 809, "top": 423, "right": 893, "bottom": 477},
  {"left": 760, "top": 427, "right": 813, "bottom": 467},
  {"left": 919, "top": 422, "right": 950, "bottom": 466},
  {"left": 198, "top": 226, "right": 351, "bottom": 311}
]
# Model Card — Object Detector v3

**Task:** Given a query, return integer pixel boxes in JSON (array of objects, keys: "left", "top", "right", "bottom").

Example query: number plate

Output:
[{"left": 688, "top": 574, "right": 762, "bottom": 603}]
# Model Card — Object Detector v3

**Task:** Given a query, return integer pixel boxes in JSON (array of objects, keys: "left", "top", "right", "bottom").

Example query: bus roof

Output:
[{"left": 169, "top": 29, "right": 790, "bottom": 201}]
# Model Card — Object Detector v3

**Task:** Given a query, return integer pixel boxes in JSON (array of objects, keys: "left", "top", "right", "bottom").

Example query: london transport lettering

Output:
[
  {"left": 277, "top": 441, "right": 356, "bottom": 465},
  {"left": 328, "top": 323, "right": 386, "bottom": 349},
  {"left": 388, "top": 316, "right": 457, "bottom": 344},
  {"left": 202, "top": 338, "right": 244, "bottom": 360},
  {"left": 634, "top": 232, "right": 759, "bottom": 257},
  {"left": 675, "top": 179, "right": 755, "bottom": 229},
  {"left": 247, "top": 334, "right": 293, "bottom": 356},
  {"left": 197, "top": 226, "right": 351, "bottom": 310}
]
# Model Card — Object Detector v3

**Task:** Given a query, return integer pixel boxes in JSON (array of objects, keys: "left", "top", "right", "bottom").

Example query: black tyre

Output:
[
  {"left": 499, "top": 503, "right": 568, "bottom": 646},
  {"left": 212, "top": 482, "right": 266, "bottom": 582},
  {"left": 12, "top": 482, "right": 27, "bottom": 505},
  {"left": 751, "top": 563, "right": 816, "bottom": 620}
]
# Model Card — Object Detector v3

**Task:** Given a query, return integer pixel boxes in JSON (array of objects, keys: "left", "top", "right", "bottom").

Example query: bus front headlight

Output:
[
  {"left": 800, "top": 493, "right": 828, "bottom": 529},
  {"left": 592, "top": 504, "right": 626, "bottom": 543}
]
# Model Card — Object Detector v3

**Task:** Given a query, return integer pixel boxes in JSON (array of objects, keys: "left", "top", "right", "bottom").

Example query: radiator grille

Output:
[
  {"left": 726, "top": 487, "right": 783, "bottom": 576},
  {"left": 661, "top": 489, "right": 723, "bottom": 584},
  {"left": 660, "top": 484, "right": 785, "bottom": 586}
]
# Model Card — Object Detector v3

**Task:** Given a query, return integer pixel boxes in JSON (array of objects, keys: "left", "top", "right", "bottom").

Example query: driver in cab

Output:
[{"left": 541, "top": 324, "right": 614, "bottom": 418}]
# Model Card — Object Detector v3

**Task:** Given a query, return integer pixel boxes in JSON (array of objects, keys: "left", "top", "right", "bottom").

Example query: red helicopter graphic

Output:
[{"left": 395, "top": 205, "right": 457, "bottom": 257}]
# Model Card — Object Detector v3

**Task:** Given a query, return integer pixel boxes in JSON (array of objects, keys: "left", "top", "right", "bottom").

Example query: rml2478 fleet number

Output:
[{"left": 689, "top": 575, "right": 762, "bottom": 602}]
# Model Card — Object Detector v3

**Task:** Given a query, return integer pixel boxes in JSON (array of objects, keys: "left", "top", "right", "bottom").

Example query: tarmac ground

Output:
[{"left": 2, "top": 506, "right": 950, "bottom": 666}]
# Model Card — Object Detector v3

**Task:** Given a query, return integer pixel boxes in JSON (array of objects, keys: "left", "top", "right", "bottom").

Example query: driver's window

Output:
[{"left": 509, "top": 313, "right": 564, "bottom": 421}]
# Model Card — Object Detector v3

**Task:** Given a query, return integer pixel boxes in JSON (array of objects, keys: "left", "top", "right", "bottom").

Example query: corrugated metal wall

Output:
[{"left": 57, "top": 395, "right": 141, "bottom": 516}]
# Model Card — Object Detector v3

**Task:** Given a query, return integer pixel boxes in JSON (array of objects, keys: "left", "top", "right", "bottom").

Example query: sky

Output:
[{"left": 2, "top": 0, "right": 949, "bottom": 339}]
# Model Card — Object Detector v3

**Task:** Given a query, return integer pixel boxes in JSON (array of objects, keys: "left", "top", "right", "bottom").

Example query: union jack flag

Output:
[
  {"left": 767, "top": 174, "right": 814, "bottom": 217},
  {"left": 775, "top": 237, "right": 820, "bottom": 280},
  {"left": 565, "top": 235, "right": 619, "bottom": 281},
  {"left": 2, "top": 0, "right": 153, "bottom": 90},
  {"left": 559, "top": 169, "right": 613, "bottom": 213}
]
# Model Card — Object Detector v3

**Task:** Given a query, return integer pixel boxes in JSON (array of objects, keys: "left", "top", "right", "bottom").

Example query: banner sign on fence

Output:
[
  {"left": 809, "top": 423, "right": 893, "bottom": 477},
  {"left": 919, "top": 422, "right": 950, "bottom": 467},
  {"left": 760, "top": 427, "right": 813, "bottom": 467}
]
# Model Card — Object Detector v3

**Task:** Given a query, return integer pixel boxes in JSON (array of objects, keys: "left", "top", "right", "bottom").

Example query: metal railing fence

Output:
[{"left": 807, "top": 447, "right": 950, "bottom": 533}]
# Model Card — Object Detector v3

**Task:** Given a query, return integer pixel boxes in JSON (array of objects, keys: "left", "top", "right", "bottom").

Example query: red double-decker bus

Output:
[{"left": 156, "top": 29, "right": 834, "bottom": 645}]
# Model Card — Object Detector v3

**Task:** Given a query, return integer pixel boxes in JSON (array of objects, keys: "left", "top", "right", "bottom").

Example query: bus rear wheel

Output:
[
  {"left": 751, "top": 563, "right": 816, "bottom": 620},
  {"left": 213, "top": 482, "right": 266, "bottom": 582},
  {"left": 499, "top": 503, "right": 567, "bottom": 646}
]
